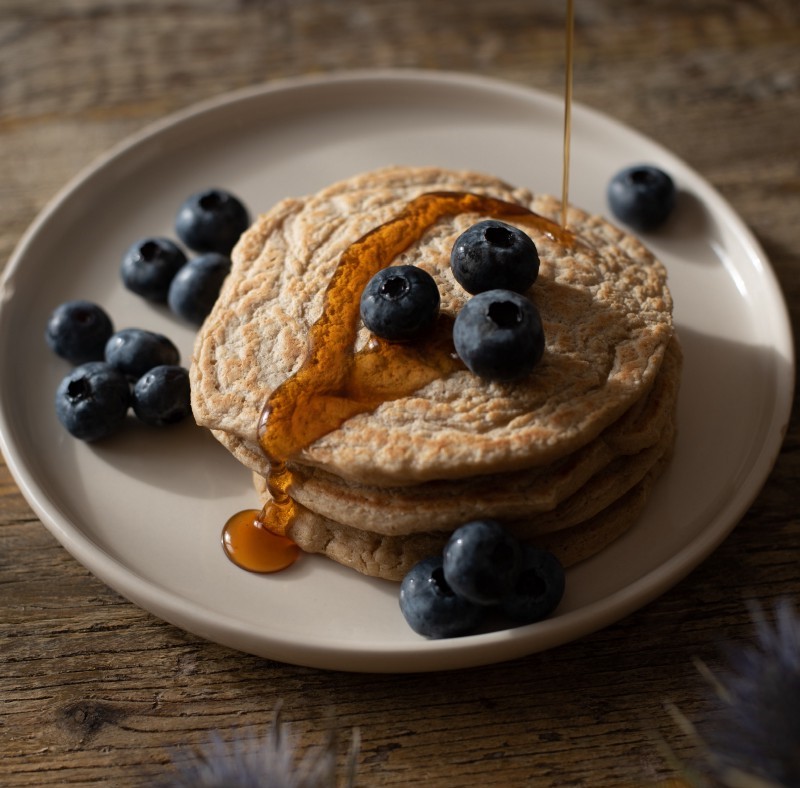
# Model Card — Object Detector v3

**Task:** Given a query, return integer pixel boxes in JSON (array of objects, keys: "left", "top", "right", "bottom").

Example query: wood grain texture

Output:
[{"left": 1, "top": 0, "right": 798, "bottom": 785}]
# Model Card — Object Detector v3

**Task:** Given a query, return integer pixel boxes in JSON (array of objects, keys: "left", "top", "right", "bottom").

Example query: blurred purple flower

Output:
[
  {"left": 700, "top": 599, "right": 800, "bottom": 787},
  {"left": 157, "top": 705, "right": 358, "bottom": 788}
]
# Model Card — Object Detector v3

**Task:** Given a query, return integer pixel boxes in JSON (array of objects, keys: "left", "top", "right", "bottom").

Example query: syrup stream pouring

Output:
[{"left": 561, "top": 0, "right": 575, "bottom": 229}]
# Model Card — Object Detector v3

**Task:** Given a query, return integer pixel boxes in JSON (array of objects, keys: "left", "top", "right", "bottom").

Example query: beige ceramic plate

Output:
[{"left": 0, "top": 71, "right": 794, "bottom": 671}]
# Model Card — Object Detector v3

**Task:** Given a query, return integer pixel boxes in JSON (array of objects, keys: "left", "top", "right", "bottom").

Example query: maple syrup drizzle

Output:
[
  {"left": 561, "top": 0, "right": 575, "bottom": 229},
  {"left": 221, "top": 192, "right": 576, "bottom": 572}
]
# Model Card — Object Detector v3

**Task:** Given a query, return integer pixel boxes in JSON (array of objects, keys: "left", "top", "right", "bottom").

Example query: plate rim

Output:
[{"left": 0, "top": 68, "right": 795, "bottom": 672}]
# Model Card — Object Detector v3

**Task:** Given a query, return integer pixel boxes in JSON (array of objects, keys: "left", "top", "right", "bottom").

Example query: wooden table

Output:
[{"left": 2, "top": 2, "right": 798, "bottom": 785}]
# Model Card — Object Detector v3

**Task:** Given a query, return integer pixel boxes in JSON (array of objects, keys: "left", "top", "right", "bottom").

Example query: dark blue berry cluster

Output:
[
  {"left": 47, "top": 302, "right": 191, "bottom": 441},
  {"left": 48, "top": 187, "right": 249, "bottom": 441},
  {"left": 399, "top": 520, "right": 565, "bottom": 639},
  {"left": 359, "top": 219, "right": 545, "bottom": 382},
  {"left": 450, "top": 220, "right": 544, "bottom": 381},
  {"left": 122, "top": 188, "right": 249, "bottom": 326}
]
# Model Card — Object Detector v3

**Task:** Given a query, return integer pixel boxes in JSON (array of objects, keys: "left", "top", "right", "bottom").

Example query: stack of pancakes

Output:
[{"left": 191, "top": 166, "right": 680, "bottom": 580}]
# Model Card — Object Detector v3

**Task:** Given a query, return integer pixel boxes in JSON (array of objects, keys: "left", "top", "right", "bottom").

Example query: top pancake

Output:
[{"left": 191, "top": 166, "right": 674, "bottom": 485}]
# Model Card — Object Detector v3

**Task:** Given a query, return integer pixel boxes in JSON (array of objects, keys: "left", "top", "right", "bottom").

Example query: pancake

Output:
[
  {"left": 191, "top": 166, "right": 674, "bottom": 486},
  {"left": 255, "top": 411, "right": 673, "bottom": 538},
  {"left": 281, "top": 337, "right": 681, "bottom": 535},
  {"left": 255, "top": 449, "right": 672, "bottom": 581}
]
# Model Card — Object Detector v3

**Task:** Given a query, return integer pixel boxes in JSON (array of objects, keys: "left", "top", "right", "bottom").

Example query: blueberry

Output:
[
  {"left": 104, "top": 328, "right": 179, "bottom": 380},
  {"left": 55, "top": 362, "right": 130, "bottom": 441},
  {"left": 120, "top": 237, "right": 187, "bottom": 302},
  {"left": 45, "top": 300, "right": 114, "bottom": 364},
  {"left": 174, "top": 188, "right": 250, "bottom": 254},
  {"left": 167, "top": 253, "right": 231, "bottom": 326},
  {"left": 132, "top": 365, "right": 191, "bottom": 427},
  {"left": 607, "top": 165, "right": 676, "bottom": 231},
  {"left": 399, "top": 556, "right": 485, "bottom": 639},
  {"left": 443, "top": 519, "right": 522, "bottom": 605},
  {"left": 450, "top": 220, "right": 539, "bottom": 295},
  {"left": 453, "top": 290, "right": 545, "bottom": 381},
  {"left": 499, "top": 545, "right": 565, "bottom": 624},
  {"left": 359, "top": 265, "right": 440, "bottom": 342}
]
